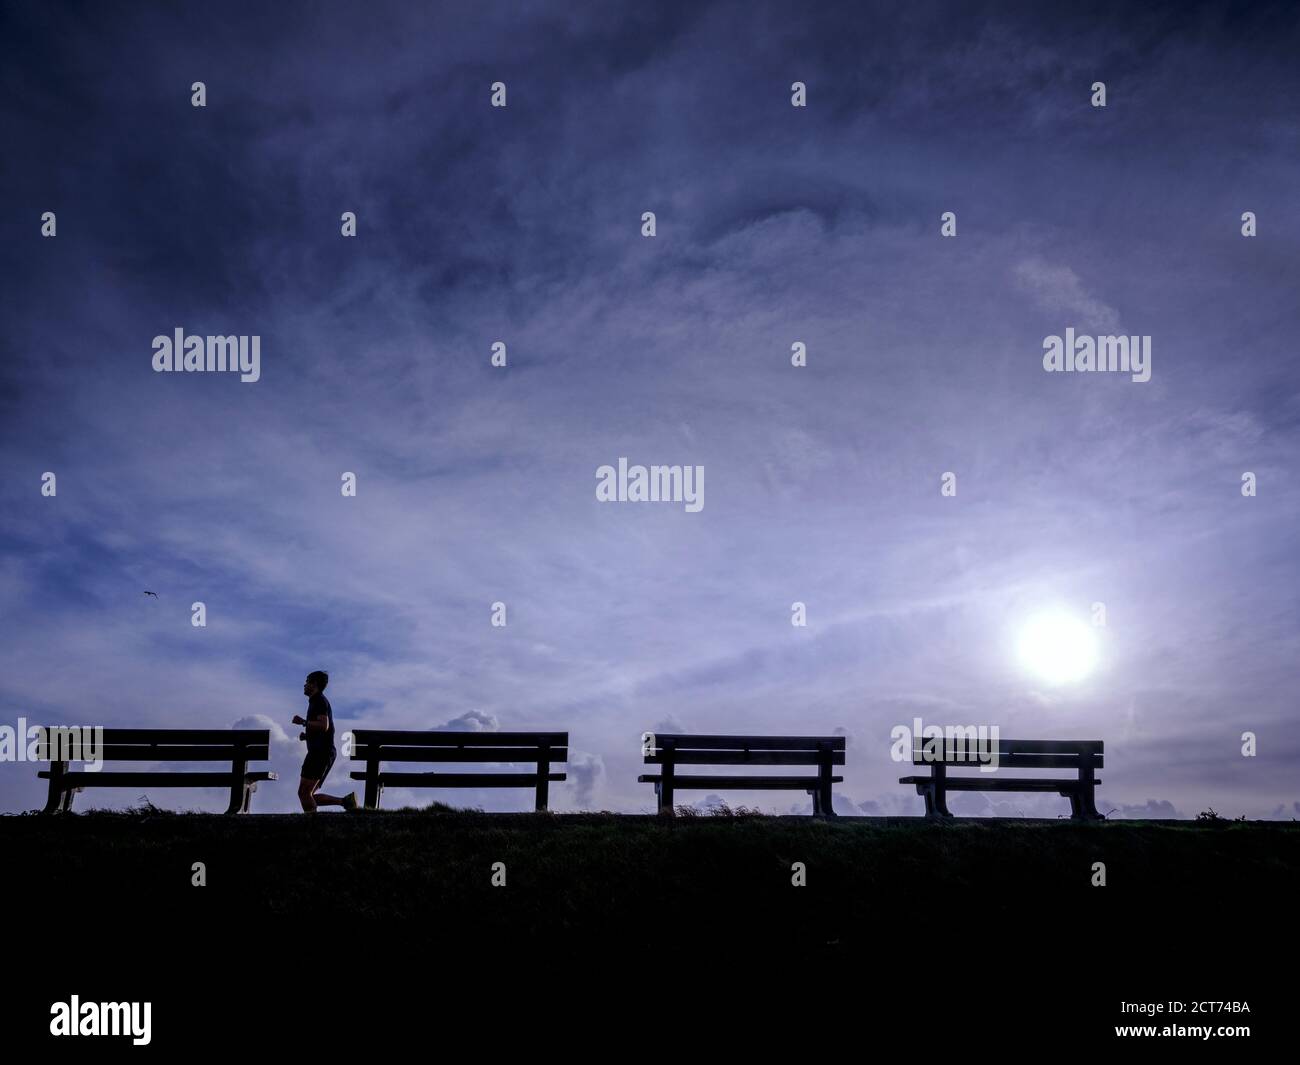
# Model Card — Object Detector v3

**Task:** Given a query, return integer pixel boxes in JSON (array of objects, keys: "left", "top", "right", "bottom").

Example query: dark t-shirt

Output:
[{"left": 306, "top": 692, "right": 335, "bottom": 752}]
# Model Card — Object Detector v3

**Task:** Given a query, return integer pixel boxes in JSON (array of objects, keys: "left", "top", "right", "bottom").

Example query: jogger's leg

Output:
[{"left": 312, "top": 775, "right": 349, "bottom": 807}]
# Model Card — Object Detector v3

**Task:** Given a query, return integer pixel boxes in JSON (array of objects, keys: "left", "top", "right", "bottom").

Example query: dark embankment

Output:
[
  {"left": 5, "top": 810, "right": 1297, "bottom": 947},
  {"left": 4, "top": 810, "right": 1294, "bottom": 1047}
]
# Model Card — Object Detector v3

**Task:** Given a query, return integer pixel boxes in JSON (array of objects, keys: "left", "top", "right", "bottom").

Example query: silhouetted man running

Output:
[{"left": 292, "top": 670, "right": 357, "bottom": 812}]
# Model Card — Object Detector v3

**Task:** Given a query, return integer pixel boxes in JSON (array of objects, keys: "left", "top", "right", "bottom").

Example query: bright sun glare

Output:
[{"left": 1017, "top": 612, "right": 1099, "bottom": 685}]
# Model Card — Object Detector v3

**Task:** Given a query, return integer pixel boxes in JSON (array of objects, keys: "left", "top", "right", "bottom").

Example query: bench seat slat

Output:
[
  {"left": 912, "top": 738, "right": 1101, "bottom": 757},
  {"left": 910, "top": 753, "right": 1103, "bottom": 769},
  {"left": 38, "top": 771, "right": 276, "bottom": 787},
  {"left": 637, "top": 774, "right": 844, "bottom": 790},
  {"left": 899, "top": 775, "right": 1100, "bottom": 790}
]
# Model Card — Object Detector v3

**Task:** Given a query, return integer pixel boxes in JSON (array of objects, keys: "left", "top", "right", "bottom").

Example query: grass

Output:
[{"left": 4, "top": 807, "right": 1297, "bottom": 954}]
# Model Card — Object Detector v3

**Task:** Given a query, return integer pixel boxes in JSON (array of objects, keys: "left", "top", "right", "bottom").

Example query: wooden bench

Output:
[
  {"left": 349, "top": 730, "right": 568, "bottom": 811},
  {"left": 37, "top": 728, "right": 277, "bottom": 814},
  {"left": 900, "top": 737, "right": 1103, "bottom": 820},
  {"left": 638, "top": 733, "right": 845, "bottom": 816}
]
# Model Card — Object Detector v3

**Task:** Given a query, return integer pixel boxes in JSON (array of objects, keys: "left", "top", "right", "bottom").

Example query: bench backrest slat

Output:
[
  {"left": 643, "top": 749, "right": 845, "bottom": 766},
  {"left": 351, "top": 730, "right": 568, "bottom": 765},
  {"left": 94, "top": 744, "right": 271, "bottom": 761},
  {"left": 644, "top": 734, "right": 845, "bottom": 775},
  {"left": 911, "top": 738, "right": 1102, "bottom": 767},
  {"left": 352, "top": 744, "right": 566, "bottom": 763},
  {"left": 352, "top": 730, "right": 566, "bottom": 748},
  {"left": 647, "top": 734, "right": 846, "bottom": 753},
  {"left": 37, "top": 729, "right": 272, "bottom": 762},
  {"left": 42, "top": 728, "right": 271, "bottom": 746}
]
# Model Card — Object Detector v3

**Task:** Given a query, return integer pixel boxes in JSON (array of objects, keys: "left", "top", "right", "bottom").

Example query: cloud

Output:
[
  {"left": 232, "top": 714, "right": 292, "bottom": 744},
  {"left": 1178, "top": 408, "right": 1267, "bottom": 460},
  {"left": 782, "top": 791, "right": 894, "bottom": 816},
  {"left": 436, "top": 711, "right": 498, "bottom": 732},
  {"left": 857, "top": 793, "right": 926, "bottom": 817},
  {"left": 1103, "top": 798, "right": 1183, "bottom": 820},
  {"left": 1012, "top": 256, "right": 1122, "bottom": 332},
  {"left": 947, "top": 791, "right": 1074, "bottom": 818},
  {"left": 565, "top": 752, "right": 604, "bottom": 808}
]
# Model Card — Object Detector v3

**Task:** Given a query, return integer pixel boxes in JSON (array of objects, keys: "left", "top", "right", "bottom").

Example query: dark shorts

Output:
[{"left": 301, "top": 745, "right": 337, "bottom": 785}]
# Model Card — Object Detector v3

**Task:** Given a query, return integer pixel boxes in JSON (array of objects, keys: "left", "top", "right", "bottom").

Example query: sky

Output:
[{"left": 1, "top": 0, "right": 1297, "bottom": 818}]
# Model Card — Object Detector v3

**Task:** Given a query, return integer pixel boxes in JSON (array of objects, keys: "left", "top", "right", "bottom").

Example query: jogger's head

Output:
[{"left": 303, "top": 670, "right": 329, "bottom": 696}]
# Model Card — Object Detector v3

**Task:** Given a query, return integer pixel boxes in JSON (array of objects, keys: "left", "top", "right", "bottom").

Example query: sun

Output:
[{"left": 1017, "top": 612, "right": 1099, "bottom": 685}]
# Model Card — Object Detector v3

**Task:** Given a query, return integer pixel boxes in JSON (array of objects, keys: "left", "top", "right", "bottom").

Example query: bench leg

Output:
[
  {"left": 655, "top": 756, "right": 676, "bottom": 815},
  {"left": 42, "top": 786, "right": 75, "bottom": 814},
  {"left": 1067, "top": 788, "right": 1103, "bottom": 821},
  {"left": 812, "top": 745, "right": 834, "bottom": 818},
  {"left": 535, "top": 754, "right": 551, "bottom": 812},
  {"left": 41, "top": 762, "right": 75, "bottom": 814},
  {"left": 815, "top": 767, "right": 836, "bottom": 818},
  {"left": 364, "top": 761, "right": 381, "bottom": 809},
  {"left": 811, "top": 787, "right": 837, "bottom": 818},
  {"left": 225, "top": 782, "right": 253, "bottom": 815},
  {"left": 916, "top": 782, "right": 953, "bottom": 819},
  {"left": 225, "top": 760, "right": 250, "bottom": 815}
]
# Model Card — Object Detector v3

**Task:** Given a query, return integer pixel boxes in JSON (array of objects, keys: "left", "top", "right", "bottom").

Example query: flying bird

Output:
[{"left": 143, "top": 591, "right": 159, "bottom": 599}]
